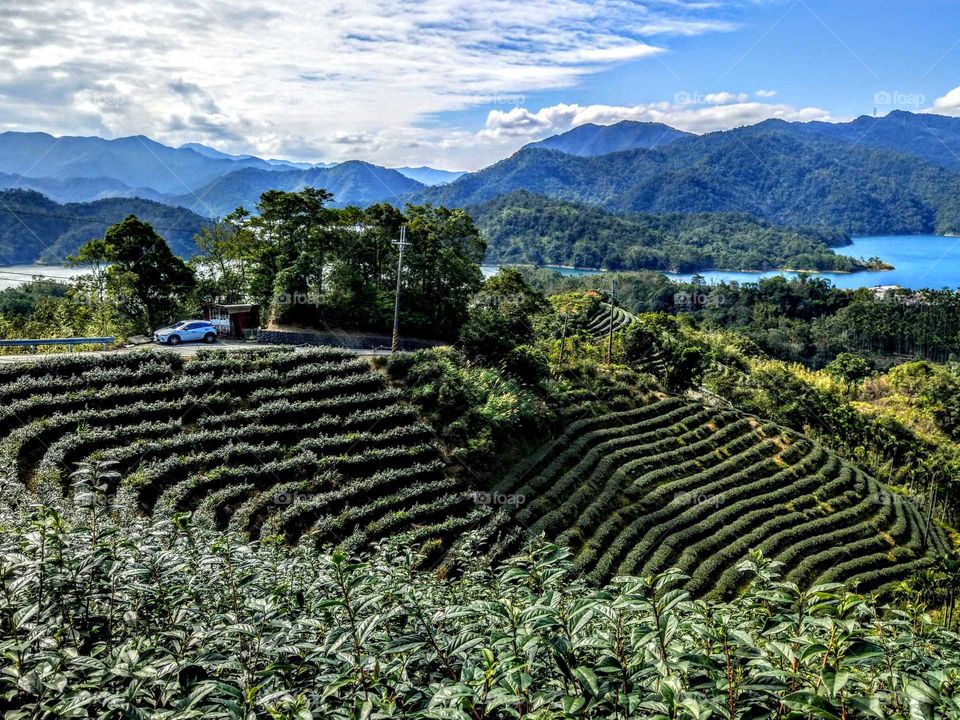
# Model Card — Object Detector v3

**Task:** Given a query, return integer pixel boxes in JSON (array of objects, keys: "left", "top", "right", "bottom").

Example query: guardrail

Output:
[{"left": 0, "top": 337, "right": 115, "bottom": 353}]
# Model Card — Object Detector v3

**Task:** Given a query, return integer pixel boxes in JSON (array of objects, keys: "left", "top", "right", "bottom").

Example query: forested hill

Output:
[
  {"left": 470, "top": 190, "right": 863, "bottom": 272},
  {"left": 0, "top": 190, "right": 208, "bottom": 263},
  {"left": 523, "top": 120, "right": 691, "bottom": 156},
  {"left": 418, "top": 123, "right": 960, "bottom": 236}
]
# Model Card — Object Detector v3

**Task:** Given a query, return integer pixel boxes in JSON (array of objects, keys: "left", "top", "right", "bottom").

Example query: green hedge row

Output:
[
  {"left": 588, "top": 441, "right": 808, "bottom": 583},
  {"left": 276, "top": 461, "right": 447, "bottom": 542},
  {"left": 525, "top": 412, "right": 746, "bottom": 539},
  {"left": 111, "top": 406, "right": 421, "bottom": 472},
  {"left": 0, "top": 349, "right": 183, "bottom": 382},
  {"left": 630, "top": 445, "right": 830, "bottom": 578},
  {"left": 492, "top": 397, "right": 686, "bottom": 493},
  {"left": 0, "top": 361, "right": 177, "bottom": 403},
  {"left": 573, "top": 436, "right": 784, "bottom": 579},
  {"left": 299, "top": 473, "right": 461, "bottom": 547},
  {"left": 514, "top": 406, "right": 719, "bottom": 515},
  {"left": 198, "top": 391, "right": 404, "bottom": 429}
]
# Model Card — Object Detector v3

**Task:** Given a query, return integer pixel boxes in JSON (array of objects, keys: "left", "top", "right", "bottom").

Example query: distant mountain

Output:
[
  {"left": 419, "top": 117, "right": 960, "bottom": 236},
  {"left": 0, "top": 189, "right": 209, "bottom": 263},
  {"left": 524, "top": 121, "right": 692, "bottom": 157},
  {"left": 165, "top": 161, "right": 425, "bottom": 217},
  {"left": 765, "top": 110, "right": 960, "bottom": 172},
  {"left": 0, "top": 172, "right": 165, "bottom": 204},
  {"left": 0, "top": 132, "right": 277, "bottom": 195},
  {"left": 394, "top": 166, "right": 465, "bottom": 186},
  {"left": 178, "top": 143, "right": 338, "bottom": 171}
]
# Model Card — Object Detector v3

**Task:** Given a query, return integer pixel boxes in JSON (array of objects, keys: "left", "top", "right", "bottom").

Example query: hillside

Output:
[
  {"left": 0, "top": 189, "right": 208, "bottom": 262},
  {"left": 2, "top": 348, "right": 480, "bottom": 556},
  {"left": 524, "top": 120, "right": 692, "bottom": 156},
  {"left": 470, "top": 190, "right": 861, "bottom": 272},
  {"left": 0, "top": 344, "right": 944, "bottom": 598},
  {"left": 769, "top": 109, "right": 960, "bottom": 172},
  {"left": 479, "top": 395, "right": 947, "bottom": 594},
  {"left": 419, "top": 117, "right": 960, "bottom": 235}
]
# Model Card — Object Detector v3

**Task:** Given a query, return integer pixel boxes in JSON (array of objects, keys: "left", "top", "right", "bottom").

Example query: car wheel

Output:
[
  {"left": 204, "top": 332, "right": 217, "bottom": 344},
  {"left": 167, "top": 335, "right": 181, "bottom": 346}
]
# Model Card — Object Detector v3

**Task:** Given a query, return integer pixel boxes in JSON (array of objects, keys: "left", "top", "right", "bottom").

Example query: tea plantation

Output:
[
  {"left": 0, "top": 346, "right": 947, "bottom": 597},
  {"left": 478, "top": 396, "right": 949, "bottom": 596},
  {"left": 0, "top": 347, "right": 482, "bottom": 557}
]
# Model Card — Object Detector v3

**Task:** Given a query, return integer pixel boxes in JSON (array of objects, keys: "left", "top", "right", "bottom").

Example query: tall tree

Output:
[{"left": 76, "top": 215, "right": 195, "bottom": 333}]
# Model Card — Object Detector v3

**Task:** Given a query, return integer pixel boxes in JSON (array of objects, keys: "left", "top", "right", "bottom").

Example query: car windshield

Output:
[{"left": 170, "top": 322, "right": 187, "bottom": 329}]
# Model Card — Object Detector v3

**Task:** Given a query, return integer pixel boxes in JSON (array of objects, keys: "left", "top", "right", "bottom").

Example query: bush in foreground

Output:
[{"left": 0, "top": 499, "right": 958, "bottom": 719}]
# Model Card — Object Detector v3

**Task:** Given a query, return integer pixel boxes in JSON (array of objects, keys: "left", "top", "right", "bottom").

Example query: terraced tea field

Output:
[
  {"left": 0, "top": 347, "right": 946, "bottom": 596},
  {"left": 586, "top": 302, "right": 637, "bottom": 338},
  {"left": 0, "top": 347, "right": 483, "bottom": 554},
  {"left": 478, "top": 396, "right": 949, "bottom": 596}
]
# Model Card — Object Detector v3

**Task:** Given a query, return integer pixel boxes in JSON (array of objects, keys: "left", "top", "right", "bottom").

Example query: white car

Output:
[{"left": 153, "top": 320, "right": 218, "bottom": 345}]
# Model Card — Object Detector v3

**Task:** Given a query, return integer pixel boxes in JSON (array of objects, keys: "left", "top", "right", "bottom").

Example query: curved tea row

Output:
[
  {"left": 1, "top": 347, "right": 482, "bottom": 555},
  {"left": 479, "top": 396, "right": 948, "bottom": 596}
]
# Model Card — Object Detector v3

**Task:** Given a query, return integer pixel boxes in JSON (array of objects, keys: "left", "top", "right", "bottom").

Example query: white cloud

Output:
[
  {"left": 0, "top": 0, "right": 745, "bottom": 169},
  {"left": 755, "top": 89, "right": 777, "bottom": 98},
  {"left": 930, "top": 86, "right": 960, "bottom": 116},
  {"left": 478, "top": 98, "right": 832, "bottom": 141},
  {"left": 703, "top": 92, "right": 749, "bottom": 105}
]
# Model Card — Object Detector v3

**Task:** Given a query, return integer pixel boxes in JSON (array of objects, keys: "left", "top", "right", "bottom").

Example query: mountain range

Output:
[
  {"left": 6, "top": 110, "right": 960, "bottom": 263},
  {"left": 523, "top": 120, "right": 691, "bottom": 156},
  {"left": 0, "top": 132, "right": 463, "bottom": 217},
  {"left": 0, "top": 189, "right": 208, "bottom": 264},
  {"left": 418, "top": 112, "right": 960, "bottom": 236}
]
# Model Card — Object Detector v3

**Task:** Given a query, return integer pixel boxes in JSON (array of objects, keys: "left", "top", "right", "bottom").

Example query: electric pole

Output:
[
  {"left": 606, "top": 278, "right": 617, "bottom": 364},
  {"left": 391, "top": 226, "right": 410, "bottom": 353}
]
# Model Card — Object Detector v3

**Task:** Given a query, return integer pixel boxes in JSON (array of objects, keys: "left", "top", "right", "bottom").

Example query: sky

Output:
[{"left": 2, "top": 0, "right": 960, "bottom": 171}]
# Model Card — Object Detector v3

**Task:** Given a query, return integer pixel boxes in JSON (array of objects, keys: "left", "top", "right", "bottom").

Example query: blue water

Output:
[
  {"left": 481, "top": 264, "right": 604, "bottom": 279},
  {"left": 665, "top": 235, "right": 960, "bottom": 290}
]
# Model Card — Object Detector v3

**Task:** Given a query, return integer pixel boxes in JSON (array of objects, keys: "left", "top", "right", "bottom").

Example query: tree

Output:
[
  {"left": 824, "top": 352, "right": 873, "bottom": 386},
  {"left": 401, "top": 204, "right": 486, "bottom": 337},
  {"left": 76, "top": 216, "right": 195, "bottom": 333},
  {"left": 460, "top": 269, "right": 547, "bottom": 365},
  {"left": 190, "top": 209, "right": 261, "bottom": 304},
  {"left": 249, "top": 188, "right": 337, "bottom": 322}
]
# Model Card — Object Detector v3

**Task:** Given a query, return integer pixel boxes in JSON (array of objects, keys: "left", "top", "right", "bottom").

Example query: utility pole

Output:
[
  {"left": 391, "top": 226, "right": 410, "bottom": 353},
  {"left": 606, "top": 278, "right": 617, "bottom": 364},
  {"left": 558, "top": 314, "right": 568, "bottom": 366}
]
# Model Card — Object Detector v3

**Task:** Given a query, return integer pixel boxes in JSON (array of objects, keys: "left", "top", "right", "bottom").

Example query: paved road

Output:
[{"left": 0, "top": 340, "right": 393, "bottom": 363}]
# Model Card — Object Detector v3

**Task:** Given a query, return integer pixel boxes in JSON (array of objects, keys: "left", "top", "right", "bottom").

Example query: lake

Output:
[
  {"left": 4, "top": 236, "right": 959, "bottom": 292},
  {"left": 0, "top": 264, "right": 93, "bottom": 291},
  {"left": 484, "top": 235, "right": 960, "bottom": 290},
  {"left": 664, "top": 235, "right": 960, "bottom": 290}
]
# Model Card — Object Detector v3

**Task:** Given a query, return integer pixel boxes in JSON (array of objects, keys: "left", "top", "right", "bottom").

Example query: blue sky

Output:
[{"left": 2, "top": 0, "right": 959, "bottom": 169}]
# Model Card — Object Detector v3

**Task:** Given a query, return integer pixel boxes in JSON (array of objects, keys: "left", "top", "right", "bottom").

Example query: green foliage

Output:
[
  {"left": 423, "top": 125, "right": 960, "bottom": 236},
  {"left": 0, "top": 514, "right": 958, "bottom": 718},
  {"left": 472, "top": 190, "right": 863, "bottom": 272},
  {"left": 73, "top": 215, "right": 196, "bottom": 333},
  {"left": 388, "top": 347, "right": 551, "bottom": 472},
  {"left": 825, "top": 352, "right": 875, "bottom": 384},
  {"left": 0, "top": 189, "right": 208, "bottom": 263}
]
